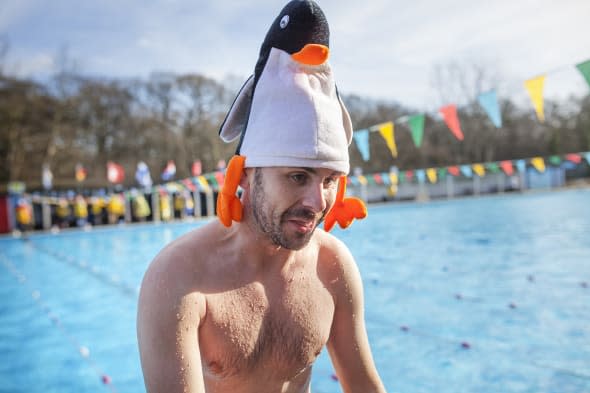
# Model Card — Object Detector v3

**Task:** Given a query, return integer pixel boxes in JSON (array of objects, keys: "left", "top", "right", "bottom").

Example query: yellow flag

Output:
[
  {"left": 426, "top": 168, "right": 437, "bottom": 183},
  {"left": 389, "top": 172, "right": 399, "bottom": 185},
  {"left": 377, "top": 122, "right": 397, "bottom": 158},
  {"left": 524, "top": 75, "right": 546, "bottom": 122},
  {"left": 472, "top": 163, "right": 486, "bottom": 177},
  {"left": 531, "top": 157, "right": 545, "bottom": 173},
  {"left": 357, "top": 175, "right": 368, "bottom": 186}
]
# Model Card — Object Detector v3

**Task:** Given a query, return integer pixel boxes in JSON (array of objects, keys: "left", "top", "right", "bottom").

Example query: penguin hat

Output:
[{"left": 217, "top": 0, "right": 366, "bottom": 231}]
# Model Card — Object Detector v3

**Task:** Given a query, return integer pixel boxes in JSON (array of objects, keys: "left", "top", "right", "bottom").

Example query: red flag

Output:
[
  {"left": 500, "top": 160, "right": 514, "bottom": 176},
  {"left": 448, "top": 166, "right": 460, "bottom": 177},
  {"left": 192, "top": 160, "right": 202, "bottom": 176},
  {"left": 565, "top": 153, "right": 582, "bottom": 164},
  {"left": 107, "top": 161, "right": 125, "bottom": 184},
  {"left": 405, "top": 170, "right": 414, "bottom": 182},
  {"left": 439, "top": 104, "right": 464, "bottom": 141}
]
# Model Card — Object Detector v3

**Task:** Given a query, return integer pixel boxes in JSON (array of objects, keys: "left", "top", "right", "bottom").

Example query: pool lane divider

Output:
[
  {"left": 26, "top": 241, "right": 139, "bottom": 298},
  {"left": 0, "top": 254, "right": 118, "bottom": 392}
]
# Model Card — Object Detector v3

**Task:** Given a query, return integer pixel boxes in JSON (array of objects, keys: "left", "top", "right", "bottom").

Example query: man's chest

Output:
[{"left": 199, "top": 278, "right": 334, "bottom": 379}]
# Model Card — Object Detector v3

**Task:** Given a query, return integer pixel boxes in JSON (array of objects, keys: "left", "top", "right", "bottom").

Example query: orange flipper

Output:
[
  {"left": 217, "top": 155, "right": 246, "bottom": 227},
  {"left": 324, "top": 176, "right": 367, "bottom": 231}
]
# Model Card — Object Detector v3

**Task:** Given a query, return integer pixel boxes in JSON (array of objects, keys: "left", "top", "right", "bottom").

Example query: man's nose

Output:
[{"left": 301, "top": 181, "right": 328, "bottom": 213}]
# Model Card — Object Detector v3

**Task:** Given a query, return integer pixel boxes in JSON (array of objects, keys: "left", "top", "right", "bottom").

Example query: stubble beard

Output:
[{"left": 250, "top": 169, "right": 324, "bottom": 250}]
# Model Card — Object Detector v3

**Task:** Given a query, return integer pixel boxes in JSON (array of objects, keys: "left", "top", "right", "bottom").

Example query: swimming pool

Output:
[{"left": 1, "top": 189, "right": 589, "bottom": 392}]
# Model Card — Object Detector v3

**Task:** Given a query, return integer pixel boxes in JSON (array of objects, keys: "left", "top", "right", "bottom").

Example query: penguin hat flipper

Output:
[
  {"left": 324, "top": 176, "right": 367, "bottom": 232},
  {"left": 217, "top": 155, "right": 246, "bottom": 227}
]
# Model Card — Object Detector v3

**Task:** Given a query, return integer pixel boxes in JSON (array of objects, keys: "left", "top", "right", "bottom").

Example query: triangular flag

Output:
[
  {"left": 584, "top": 152, "right": 590, "bottom": 165},
  {"left": 500, "top": 160, "right": 514, "bottom": 176},
  {"left": 389, "top": 172, "right": 399, "bottom": 185},
  {"left": 380, "top": 172, "right": 391, "bottom": 185},
  {"left": 448, "top": 166, "right": 460, "bottom": 177},
  {"left": 549, "top": 156, "right": 562, "bottom": 165},
  {"left": 460, "top": 165, "right": 473, "bottom": 177},
  {"left": 353, "top": 129, "right": 371, "bottom": 161},
  {"left": 472, "top": 163, "right": 485, "bottom": 177},
  {"left": 426, "top": 168, "right": 437, "bottom": 184},
  {"left": 531, "top": 157, "right": 545, "bottom": 173},
  {"left": 565, "top": 153, "right": 582, "bottom": 164},
  {"left": 357, "top": 175, "right": 368, "bottom": 186},
  {"left": 197, "top": 176, "right": 210, "bottom": 192},
  {"left": 576, "top": 60, "right": 590, "bottom": 88},
  {"left": 415, "top": 169, "right": 426, "bottom": 184},
  {"left": 349, "top": 176, "right": 359, "bottom": 186},
  {"left": 398, "top": 172, "right": 406, "bottom": 183},
  {"left": 377, "top": 122, "right": 397, "bottom": 158},
  {"left": 437, "top": 167, "right": 447, "bottom": 179},
  {"left": 408, "top": 114, "right": 425, "bottom": 147},
  {"left": 477, "top": 90, "right": 502, "bottom": 128},
  {"left": 524, "top": 75, "right": 546, "bottom": 122},
  {"left": 405, "top": 170, "right": 414, "bottom": 182},
  {"left": 516, "top": 159, "right": 526, "bottom": 173},
  {"left": 439, "top": 104, "right": 464, "bottom": 140},
  {"left": 486, "top": 162, "right": 500, "bottom": 173}
]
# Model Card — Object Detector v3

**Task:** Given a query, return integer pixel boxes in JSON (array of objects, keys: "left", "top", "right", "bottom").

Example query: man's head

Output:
[{"left": 243, "top": 166, "right": 341, "bottom": 250}]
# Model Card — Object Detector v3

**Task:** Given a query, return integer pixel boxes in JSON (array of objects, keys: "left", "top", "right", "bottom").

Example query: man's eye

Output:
[
  {"left": 291, "top": 174, "right": 306, "bottom": 184},
  {"left": 324, "top": 177, "right": 338, "bottom": 187}
]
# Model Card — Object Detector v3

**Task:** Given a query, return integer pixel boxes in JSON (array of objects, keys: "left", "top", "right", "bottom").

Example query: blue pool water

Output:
[{"left": 1, "top": 189, "right": 589, "bottom": 393}]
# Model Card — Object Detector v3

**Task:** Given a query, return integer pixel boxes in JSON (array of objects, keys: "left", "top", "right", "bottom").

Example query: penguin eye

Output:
[{"left": 280, "top": 15, "right": 289, "bottom": 29}]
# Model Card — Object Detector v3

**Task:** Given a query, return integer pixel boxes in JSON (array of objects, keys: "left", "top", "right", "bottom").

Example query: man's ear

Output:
[{"left": 239, "top": 167, "right": 252, "bottom": 190}]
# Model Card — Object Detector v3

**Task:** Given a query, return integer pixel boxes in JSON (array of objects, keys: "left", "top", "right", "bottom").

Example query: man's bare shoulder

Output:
[
  {"left": 139, "top": 220, "right": 228, "bottom": 308},
  {"left": 314, "top": 229, "right": 359, "bottom": 286}
]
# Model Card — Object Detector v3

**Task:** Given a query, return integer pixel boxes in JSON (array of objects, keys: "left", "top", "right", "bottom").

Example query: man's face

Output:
[{"left": 247, "top": 166, "right": 341, "bottom": 250}]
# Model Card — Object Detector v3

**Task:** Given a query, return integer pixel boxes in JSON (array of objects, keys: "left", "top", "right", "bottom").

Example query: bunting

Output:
[
  {"left": 415, "top": 169, "right": 425, "bottom": 184},
  {"left": 472, "top": 164, "right": 485, "bottom": 177},
  {"left": 439, "top": 104, "right": 464, "bottom": 141},
  {"left": 376, "top": 122, "right": 397, "bottom": 158},
  {"left": 500, "top": 161, "right": 514, "bottom": 176},
  {"left": 524, "top": 75, "right": 546, "bottom": 122},
  {"left": 516, "top": 160, "right": 527, "bottom": 173},
  {"left": 426, "top": 168, "right": 437, "bottom": 184},
  {"left": 565, "top": 153, "right": 582, "bottom": 164},
  {"left": 530, "top": 157, "right": 546, "bottom": 173},
  {"left": 460, "top": 165, "right": 472, "bottom": 178},
  {"left": 477, "top": 90, "right": 502, "bottom": 128},
  {"left": 408, "top": 114, "right": 425, "bottom": 148},
  {"left": 576, "top": 60, "right": 590, "bottom": 88},
  {"left": 353, "top": 129, "right": 371, "bottom": 161},
  {"left": 448, "top": 166, "right": 460, "bottom": 177},
  {"left": 585, "top": 152, "right": 590, "bottom": 165}
]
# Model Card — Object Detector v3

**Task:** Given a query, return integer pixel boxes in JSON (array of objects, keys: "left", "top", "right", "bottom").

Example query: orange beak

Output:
[{"left": 291, "top": 44, "right": 330, "bottom": 66}]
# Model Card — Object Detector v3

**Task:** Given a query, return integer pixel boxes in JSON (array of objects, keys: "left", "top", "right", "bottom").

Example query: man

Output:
[{"left": 137, "top": 1, "right": 386, "bottom": 392}]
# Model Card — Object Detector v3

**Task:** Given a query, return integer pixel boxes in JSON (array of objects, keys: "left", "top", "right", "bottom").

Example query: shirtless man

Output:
[{"left": 137, "top": 1, "right": 386, "bottom": 392}]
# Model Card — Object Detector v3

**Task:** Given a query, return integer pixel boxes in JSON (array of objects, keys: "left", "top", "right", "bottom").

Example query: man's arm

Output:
[
  {"left": 326, "top": 241, "right": 387, "bottom": 393},
  {"left": 137, "top": 255, "right": 206, "bottom": 393}
]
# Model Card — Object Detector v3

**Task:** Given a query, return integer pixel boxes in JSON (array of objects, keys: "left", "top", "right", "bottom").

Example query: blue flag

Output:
[
  {"left": 477, "top": 90, "right": 502, "bottom": 128},
  {"left": 353, "top": 129, "right": 370, "bottom": 161}
]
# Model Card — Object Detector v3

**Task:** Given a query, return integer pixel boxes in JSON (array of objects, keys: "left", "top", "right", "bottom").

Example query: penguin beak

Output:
[{"left": 291, "top": 44, "right": 330, "bottom": 65}]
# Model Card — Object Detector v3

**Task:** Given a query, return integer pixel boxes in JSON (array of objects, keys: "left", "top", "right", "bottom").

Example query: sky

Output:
[{"left": 1, "top": 0, "right": 589, "bottom": 111}]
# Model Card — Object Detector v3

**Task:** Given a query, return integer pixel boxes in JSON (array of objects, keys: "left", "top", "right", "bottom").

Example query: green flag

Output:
[
  {"left": 576, "top": 59, "right": 590, "bottom": 88},
  {"left": 408, "top": 114, "right": 425, "bottom": 148}
]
